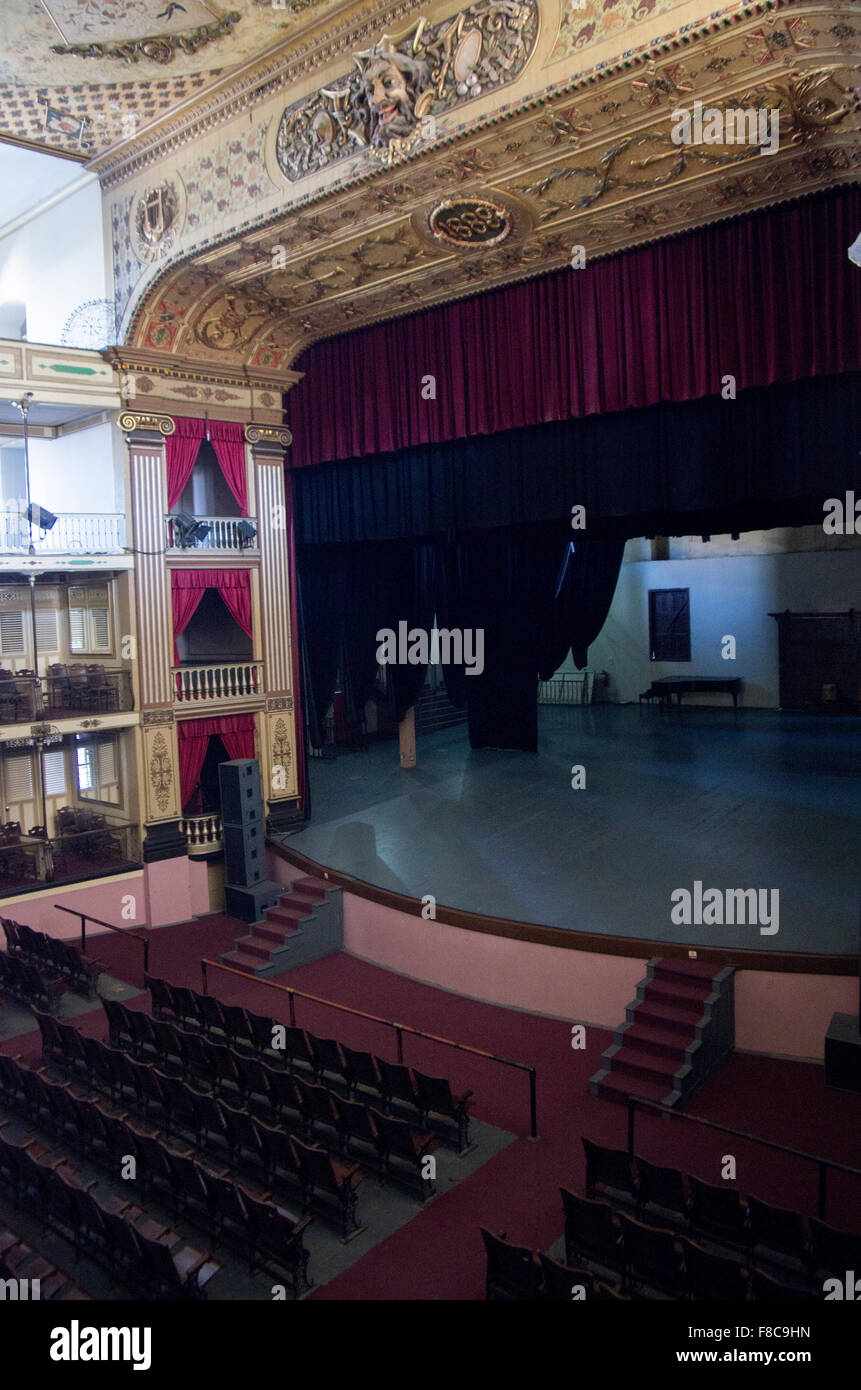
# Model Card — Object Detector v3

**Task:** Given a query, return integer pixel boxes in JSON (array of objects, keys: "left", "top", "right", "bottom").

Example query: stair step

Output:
[
  {"left": 622, "top": 1022, "right": 695, "bottom": 1058},
  {"left": 267, "top": 905, "right": 308, "bottom": 926},
  {"left": 220, "top": 950, "right": 268, "bottom": 976},
  {"left": 608, "top": 1049, "right": 682, "bottom": 1085},
  {"left": 653, "top": 960, "right": 720, "bottom": 985},
  {"left": 631, "top": 1001, "right": 700, "bottom": 1032},
  {"left": 642, "top": 981, "right": 709, "bottom": 1013},
  {"left": 236, "top": 937, "right": 273, "bottom": 962},
  {"left": 592, "top": 1071, "right": 674, "bottom": 1106},
  {"left": 252, "top": 922, "right": 299, "bottom": 945}
]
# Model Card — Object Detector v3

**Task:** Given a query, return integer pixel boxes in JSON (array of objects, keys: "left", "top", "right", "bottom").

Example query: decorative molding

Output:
[
  {"left": 267, "top": 695, "right": 294, "bottom": 711},
  {"left": 149, "top": 731, "right": 174, "bottom": 816},
  {"left": 275, "top": 0, "right": 539, "bottom": 182},
  {"left": 245, "top": 424, "right": 293, "bottom": 447},
  {"left": 130, "top": 179, "right": 187, "bottom": 265},
  {"left": 142, "top": 709, "right": 176, "bottom": 726},
  {"left": 51, "top": 11, "right": 242, "bottom": 66},
  {"left": 118, "top": 410, "right": 176, "bottom": 435}
]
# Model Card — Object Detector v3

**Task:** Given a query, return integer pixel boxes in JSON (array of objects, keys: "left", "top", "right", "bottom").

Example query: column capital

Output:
[
  {"left": 119, "top": 411, "right": 175, "bottom": 445},
  {"left": 245, "top": 422, "right": 292, "bottom": 459}
]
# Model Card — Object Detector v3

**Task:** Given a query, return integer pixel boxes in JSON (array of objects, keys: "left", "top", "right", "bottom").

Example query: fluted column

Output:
[
  {"left": 245, "top": 423, "right": 301, "bottom": 831},
  {"left": 120, "top": 410, "right": 186, "bottom": 861}
]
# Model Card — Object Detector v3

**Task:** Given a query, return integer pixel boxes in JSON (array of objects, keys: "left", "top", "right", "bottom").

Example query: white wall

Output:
[
  {"left": 27, "top": 420, "right": 123, "bottom": 515},
  {"left": 565, "top": 530, "right": 861, "bottom": 708},
  {"left": 0, "top": 179, "right": 107, "bottom": 347}
]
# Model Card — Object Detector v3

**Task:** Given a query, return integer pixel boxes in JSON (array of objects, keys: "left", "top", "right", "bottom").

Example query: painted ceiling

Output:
[{"left": 0, "top": 0, "right": 345, "bottom": 156}]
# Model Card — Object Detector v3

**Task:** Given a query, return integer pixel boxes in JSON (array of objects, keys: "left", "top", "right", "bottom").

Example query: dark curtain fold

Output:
[
  {"left": 296, "top": 546, "right": 348, "bottom": 749},
  {"left": 554, "top": 536, "right": 627, "bottom": 670},
  {"left": 166, "top": 417, "right": 204, "bottom": 511},
  {"left": 208, "top": 420, "right": 248, "bottom": 515},
  {"left": 292, "top": 372, "right": 861, "bottom": 544},
  {"left": 287, "top": 187, "right": 861, "bottom": 469}
]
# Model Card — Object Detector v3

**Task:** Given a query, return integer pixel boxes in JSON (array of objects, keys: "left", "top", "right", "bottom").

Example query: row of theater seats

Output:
[
  {"left": 33, "top": 1010, "right": 370, "bottom": 1240},
  {"left": 102, "top": 1001, "right": 443, "bottom": 1205},
  {"left": 2, "top": 917, "right": 103, "bottom": 997},
  {"left": 0, "top": 1051, "right": 310, "bottom": 1298},
  {"left": 0, "top": 1117, "right": 221, "bottom": 1299},
  {"left": 143, "top": 974, "right": 475, "bottom": 1152},
  {"left": 482, "top": 1229, "right": 629, "bottom": 1301},
  {"left": 567, "top": 1137, "right": 861, "bottom": 1298},
  {"left": 0, "top": 951, "right": 64, "bottom": 1013},
  {"left": 0, "top": 1215, "right": 90, "bottom": 1301}
]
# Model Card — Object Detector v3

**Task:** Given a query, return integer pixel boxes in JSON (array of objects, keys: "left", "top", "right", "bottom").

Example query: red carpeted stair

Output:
[
  {"left": 590, "top": 958, "right": 735, "bottom": 1107},
  {"left": 220, "top": 876, "right": 342, "bottom": 977}
]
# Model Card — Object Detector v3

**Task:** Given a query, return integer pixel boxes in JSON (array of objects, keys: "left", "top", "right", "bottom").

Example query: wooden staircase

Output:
[
  {"left": 220, "top": 876, "right": 343, "bottom": 979},
  {"left": 589, "top": 959, "right": 734, "bottom": 1108}
]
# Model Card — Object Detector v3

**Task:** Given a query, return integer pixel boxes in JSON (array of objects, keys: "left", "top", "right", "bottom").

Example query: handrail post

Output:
[
  {"left": 528, "top": 1067, "right": 538, "bottom": 1140},
  {"left": 80, "top": 914, "right": 86, "bottom": 955},
  {"left": 395, "top": 1025, "right": 404, "bottom": 1064},
  {"left": 201, "top": 960, "right": 208, "bottom": 996},
  {"left": 627, "top": 1097, "right": 636, "bottom": 1158},
  {"left": 143, "top": 937, "right": 149, "bottom": 976},
  {"left": 818, "top": 1161, "right": 827, "bottom": 1220},
  {"left": 288, "top": 989, "right": 296, "bottom": 1027}
]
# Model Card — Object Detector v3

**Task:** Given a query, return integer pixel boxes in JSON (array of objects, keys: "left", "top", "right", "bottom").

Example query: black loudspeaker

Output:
[
  {"left": 219, "top": 759, "right": 263, "bottom": 826},
  {"left": 824, "top": 1013, "right": 861, "bottom": 1093},
  {"left": 223, "top": 823, "right": 265, "bottom": 887}
]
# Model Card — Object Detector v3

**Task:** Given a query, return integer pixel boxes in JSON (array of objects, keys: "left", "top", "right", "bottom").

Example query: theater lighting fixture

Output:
[
  {"left": 22, "top": 502, "right": 57, "bottom": 530},
  {"left": 236, "top": 520, "right": 257, "bottom": 544},
  {"left": 174, "top": 511, "right": 211, "bottom": 547}
]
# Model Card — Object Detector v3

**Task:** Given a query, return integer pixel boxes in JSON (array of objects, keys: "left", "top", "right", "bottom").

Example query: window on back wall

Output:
[
  {"left": 0, "top": 609, "right": 25, "bottom": 656},
  {"left": 43, "top": 747, "right": 67, "bottom": 799},
  {"left": 649, "top": 588, "right": 691, "bottom": 662},
  {"left": 68, "top": 585, "right": 112, "bottom": 655},
  {"left": 76, "top": 735, "right": 119, "bottom": 805},
  {"left": 2, "top": 749, "right": 34, "bottom": 807}
]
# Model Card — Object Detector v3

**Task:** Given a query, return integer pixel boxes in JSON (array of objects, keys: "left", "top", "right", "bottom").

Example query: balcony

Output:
[
  {"left": 180, "top": 813, "right": 223, "bottom": 856},
  {"left": 173, "top": 660, "right": 263, "bottom": 707},
  {"left": 0, "top": 513, "right": 127, "bottom": 556},
  {"left": 0, "top": 819, "right": 139, "bottom": 897},
  {"left": 165, "top": 515, "right": 258, "bottom": 556},
  {"left": 0, "top": 667, "right": 134, "bottom": 726}
]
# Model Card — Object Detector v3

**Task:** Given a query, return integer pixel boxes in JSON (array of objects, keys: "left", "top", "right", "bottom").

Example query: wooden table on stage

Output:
[{"left": 639, "top": 676, "right": 743, "bottom": 710}]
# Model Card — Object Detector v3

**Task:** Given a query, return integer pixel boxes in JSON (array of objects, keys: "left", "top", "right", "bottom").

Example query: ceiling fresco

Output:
[{"left": 107, "top": 0, "right": 858, "bottom": 402}]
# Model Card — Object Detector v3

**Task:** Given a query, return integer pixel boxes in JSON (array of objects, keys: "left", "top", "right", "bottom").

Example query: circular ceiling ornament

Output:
[
  {"left": 427, "top": 197, "right": 512, "bottom": 248},
  {"left": 61, "top": 298, "right": 117, "bottom": 350},
  {"left": 411, "top": 188, "right": 536, "bottom": 256}
]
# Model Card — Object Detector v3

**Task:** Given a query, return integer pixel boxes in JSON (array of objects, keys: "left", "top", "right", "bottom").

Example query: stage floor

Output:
[{"left": 283, "top": 706, "right": 860, "bottom": 956}]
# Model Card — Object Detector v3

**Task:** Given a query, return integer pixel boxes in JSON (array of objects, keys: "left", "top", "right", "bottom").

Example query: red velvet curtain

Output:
[
  {"left": 286, "top": 186, "right": 861, "bottom": 469},
  {"left": 166, "top": 417, "right": 205, "bottom": 510},
  {"left": 208, "top": 420, "right": 248, "bottom": 515},
  {"left": 167, "top": 417, "right": 248, "bottom": 513},
  {"left": 178, "top": 715, "right": 256, "bottom": 808},
  {"left": 171, "top": 568, "right": 252, "bottom": 664}
]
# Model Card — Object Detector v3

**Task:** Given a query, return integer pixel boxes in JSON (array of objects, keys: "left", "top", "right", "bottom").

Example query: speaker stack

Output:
[{"left": 218, "top": 759, "right": 282, "bottom": 923}]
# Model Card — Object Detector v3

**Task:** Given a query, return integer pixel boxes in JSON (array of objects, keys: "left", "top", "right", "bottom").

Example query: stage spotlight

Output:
[
  {"left": 236, "top": 519, "right": 257, "bottom": 544},
  {"left": 22, "top": 503, "right": 57, "bottom": 530},
  {"left": 174, "top": 511, "right": 211, "bottom": 547}
]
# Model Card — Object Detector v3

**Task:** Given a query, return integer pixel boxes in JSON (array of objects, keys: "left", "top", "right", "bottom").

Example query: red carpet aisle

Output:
[{"left": 7, "top": 917, "right": 860, "bottom": 1300}]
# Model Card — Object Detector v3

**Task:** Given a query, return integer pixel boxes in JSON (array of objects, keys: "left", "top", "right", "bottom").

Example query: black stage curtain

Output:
[
  {"left": 293, "top": 372, "right": 860, "bottom": 545},
  {"left": 293, "top": 370, "right": 858, "bottom": 751}
]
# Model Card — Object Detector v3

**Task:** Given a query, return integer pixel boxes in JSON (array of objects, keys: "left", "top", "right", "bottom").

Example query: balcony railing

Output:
[
  {"left": 180, "top": 813, "right": 223, "bottom": 856},
  {"left": 173, "top": 660, "right": 263, "bottom": 705},
  {"left": 0, "top": 668, "right": 134, "bottom": 724},
  {"left": 0, "top": 822, "right": 139, "bottom": 895},
  {"left": 0, "top": 513, "right": 127, "bottom": 554},
  {"left": 165, "top": 515, "right": 258, "bottom": 554}
]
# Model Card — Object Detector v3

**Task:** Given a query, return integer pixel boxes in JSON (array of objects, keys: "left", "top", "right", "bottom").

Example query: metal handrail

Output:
[
  {"left": 55, "top": 904, "right": 149, "bottom": 974},
  {"left": 201, "top": 957, "right": 539, "bottom": 1139},
  {"left": 626, "top": 1094, "right": 861, "bottom": 1221}
]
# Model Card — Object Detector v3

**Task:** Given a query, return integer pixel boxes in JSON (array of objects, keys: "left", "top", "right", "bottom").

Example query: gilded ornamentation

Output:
[
  {"left": 130, "top": 180, "right": 186, "bottom": 265},
  {"left": 149, "top": 733, "right": 173, "bottom": 815},
  {"left": 275, "top": 1, "right": 538, "bottom": 181},
  {"left": 142, "top": 710, "right": 175, "bottom": 726},
  {"left": 245, "top": 425, "right": 293, "bottom": 447},
  {"left": 195, "top": 294, "right": 275, "bottom": 351},
  {"left": 118, "top": 411, "right": 176, "bottom": 435},
  {"left": 266, "top": 696, "right": 293, "bottom": 711},
  {"left": 427, "top": 198, "right": 511, "bottom": 248},
  {"left": 271, "top": 718, "right": 293, "bottom": 792},
  {"left": 746, "top": 69, "right": 851, "bottom": 142},
  {"left": 51, "top": 11, "right": 241, "bottom": 65}
]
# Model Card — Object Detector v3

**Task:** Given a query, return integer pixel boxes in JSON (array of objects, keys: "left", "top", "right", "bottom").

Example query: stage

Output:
[{"left": 280, "top": 706, "right": 861, "bottom": 959}]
